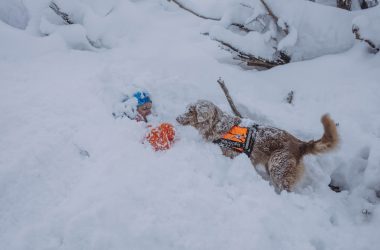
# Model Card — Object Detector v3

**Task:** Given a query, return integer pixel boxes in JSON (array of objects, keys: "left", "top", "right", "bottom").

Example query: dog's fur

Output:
[{"left": 176, "top": 100, "right": 339, "bottom": 192}]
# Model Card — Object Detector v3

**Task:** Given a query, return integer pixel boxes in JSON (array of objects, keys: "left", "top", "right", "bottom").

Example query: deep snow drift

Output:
[{"left": 1, "top": 1, "right": 379, "bottom": 250}]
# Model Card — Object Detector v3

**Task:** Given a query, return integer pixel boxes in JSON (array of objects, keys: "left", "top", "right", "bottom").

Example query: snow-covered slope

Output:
[{"left": 1, "top": 1, "right": 379, "bottom": 249}]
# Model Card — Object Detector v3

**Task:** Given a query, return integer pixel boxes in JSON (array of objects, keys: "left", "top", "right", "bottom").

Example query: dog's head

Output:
[
  {"left": 176, "top": 100, "right": 240, "bottom": 140},
  {"left": 176, "top": 100, "right": 217, "bottom": 126}
]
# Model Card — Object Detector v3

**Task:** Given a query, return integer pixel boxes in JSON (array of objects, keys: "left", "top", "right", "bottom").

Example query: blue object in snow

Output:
[{"left": 133, "top": 91, "right": 152, "bottom": 107}]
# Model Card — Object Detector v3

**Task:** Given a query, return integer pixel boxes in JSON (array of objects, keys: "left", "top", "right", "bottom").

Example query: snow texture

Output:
[
  {"left": 1, "top": 0, "right": 380, "bottom": 250},
  {"left": 197, "top": 0, "right": 357, "bottom": 61},
  {"left": 0, "top": 0, "right": 29, "bottom": 29}
]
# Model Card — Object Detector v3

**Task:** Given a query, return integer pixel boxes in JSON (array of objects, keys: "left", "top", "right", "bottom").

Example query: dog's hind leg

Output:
[{"left": 268, "top": 151, "right": 304, "bottom": 192}]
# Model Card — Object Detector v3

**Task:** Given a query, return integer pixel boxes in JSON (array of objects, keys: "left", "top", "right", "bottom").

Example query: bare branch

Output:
[
  {"left": 168, "top": 0, "right": 290, "bottom": 68},
  {"left": 167, "top": 0, "right": 220, "bottom": 21},
  {"left": 217, "top": 78, "right": 243, "bottom": 118},
  {"left": 167, "top": 0, "right": 252, "bottom": 32},
  {"left": 286, "top": 90, "right": 294, "bottom": 104},
  {"left": 352, "top": 25, "right": 379, "bottom": 53},
  {"left": 259, "top": 0, "right": 289, "bottom": 35},
  {"left": 49, "top": 1, "right": 74, "bottom": 24},
  {"left": 213, "top": 38, "right": 286, "bottom": 69},
  {"left": 49, "top": 1, "right": 102, "bottom": 49}
]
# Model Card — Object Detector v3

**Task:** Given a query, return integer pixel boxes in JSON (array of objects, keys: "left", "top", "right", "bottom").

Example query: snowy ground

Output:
[{"left": 1, "top": 1, "right": 380, "bottom": 249}]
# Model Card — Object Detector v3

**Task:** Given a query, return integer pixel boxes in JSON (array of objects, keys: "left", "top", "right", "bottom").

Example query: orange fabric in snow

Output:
[{"left": 146, "top": 123, "right": 176, "bottom": 151}]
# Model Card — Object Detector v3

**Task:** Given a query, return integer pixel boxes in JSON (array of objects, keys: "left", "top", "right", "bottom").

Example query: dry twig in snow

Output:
[{"left": 217, "top": 78, "right": 243, "bottom": 118}]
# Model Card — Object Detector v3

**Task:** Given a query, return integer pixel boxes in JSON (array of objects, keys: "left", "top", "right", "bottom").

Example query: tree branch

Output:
[
  {"left": 352, "top": 25, "right": 379, "bottom": 53},
  {"left": 167, "top": 0, "right": 253, "bottom": 32},
  {"left": 259, "top": 0, "right": 289, "bottom": 35},
  {"left": 49, "top": 1, "right": 74, "bottom": 24},
  {"left": 49, "top": 1, "right": 102, "bottom": 49},
  {"left": 337, "top": 0, "right": 352, "bottom": 10},
  {"left": 213, "top": 38, "right": 286, "bottom": 68},
  {"left": 167, "top": 0, "right": 220, "bottom": 21},
  {"left": 168, "top": 0, "right": 290, "bottom": 69},
  {"left": 217, "top": 78, "right": 243, "bottom": 118}
]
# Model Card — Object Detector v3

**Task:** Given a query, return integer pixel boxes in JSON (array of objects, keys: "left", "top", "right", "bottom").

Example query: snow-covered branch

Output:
[
  {"left": 167, "top": 0, "right": 220, "bottom": 21},
  {"left": 213, "top": 38, "right": 288, "bottom": 69},
  {"left": 259, "top": 0, "right": 289, "bottom": 35},
  {"left": 352, "top": 25, "right": 379, "bottom": 53},
  {"left": 168, "top": 0, "right": 293, "bottom": 69},
  {"left": 352, "top": 11, "right": 380, "bottom": 53},
  {"left": 46, "top": 1, "right": 104, "bottom": 50},
  {"left": 49, "top": 1, "right": 74, "bottom": 25},
  {"left": 167, "top": 0, "right": 254, "bottom": 32}
]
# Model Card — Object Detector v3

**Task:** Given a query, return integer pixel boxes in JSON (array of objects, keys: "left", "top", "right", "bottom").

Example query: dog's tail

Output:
[{"left": 302, "top": 114, "right": 339, "bottom": 155}]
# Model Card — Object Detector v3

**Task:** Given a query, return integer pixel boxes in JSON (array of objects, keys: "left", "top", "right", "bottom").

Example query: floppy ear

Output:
[
  {"left": 214, "top": 110, "right": 241, "bottom": 134},
  {"left": 195, "top": 104, "right": 212, "bottom": 123}
]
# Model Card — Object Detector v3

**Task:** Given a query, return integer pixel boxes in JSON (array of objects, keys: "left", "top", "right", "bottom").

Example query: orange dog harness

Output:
[{"left": 213, "top": 125, "right": 256, "bottom": 155}]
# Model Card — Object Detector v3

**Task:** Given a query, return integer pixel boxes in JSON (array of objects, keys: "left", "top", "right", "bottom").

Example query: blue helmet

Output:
[{"left": 133, "top": 91, "right": 152, "bottom": 107}]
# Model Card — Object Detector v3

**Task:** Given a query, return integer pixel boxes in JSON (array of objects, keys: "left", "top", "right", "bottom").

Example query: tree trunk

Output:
[{"left": 337, "top": 0, "right": 352, "bottom": 10}]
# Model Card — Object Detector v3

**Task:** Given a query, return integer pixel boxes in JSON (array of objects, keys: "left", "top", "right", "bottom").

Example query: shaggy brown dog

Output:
[{"left": 176, "top": 100, "right": 339, "bottom": 192}]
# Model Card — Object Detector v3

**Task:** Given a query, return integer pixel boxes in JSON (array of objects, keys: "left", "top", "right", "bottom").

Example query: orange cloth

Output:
[
  {"left": 146, "top": 123, "right": 176, "bottom": 151},
  {"left": 219, "top": 126, "right": 250, "bottom": 153}
]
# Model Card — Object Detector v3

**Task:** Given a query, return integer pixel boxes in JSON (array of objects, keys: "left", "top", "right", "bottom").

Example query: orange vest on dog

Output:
[{"left": 214, "top": 125, "right": 256, "bottom": 155}]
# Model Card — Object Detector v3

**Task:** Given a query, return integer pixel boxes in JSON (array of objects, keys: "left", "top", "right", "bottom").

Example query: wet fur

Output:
[{"left": 176, "top": 100, "right": 339, "bottom": 192}]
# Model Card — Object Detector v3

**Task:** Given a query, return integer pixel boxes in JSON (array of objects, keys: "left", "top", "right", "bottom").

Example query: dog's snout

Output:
[{"left": 176, "top": 114, "right": 189, "bottom": 125}]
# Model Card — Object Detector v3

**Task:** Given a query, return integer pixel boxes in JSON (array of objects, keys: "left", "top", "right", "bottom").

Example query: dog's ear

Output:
[{"left": 195, "top": 103, "right": 213, "bottom": 123}]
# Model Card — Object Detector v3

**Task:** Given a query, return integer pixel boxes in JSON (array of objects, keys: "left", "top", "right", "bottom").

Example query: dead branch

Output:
[
  {"left": 257, "top": 0, "right": 292, "bottom": 61},
  {"left": 214, "top": 38, "right": 287, "bottom": 69},
  {"left": 168, "top": 0, "right": 290, "bottom": 69},
  {"left": 49, "top": 1, "right": 102, "bottom": 49},
  {"left": 328, "top": 183, "right": 342, "bottom": 192},
  {"left": 167, "top": 0, "right": 253, "bottom": 32},
  {"left": 167, "top": 0, "right": 220, "bottom": 21},
  {"left": 49, "top": 1, "right": 74, "bottom": 24},
  {"left": 259, "top": 0, "right": 289, "bottom": 35},
  {"left": 352, "top": 25, "right": 379, "bottom": 53},
  {"left": 286, "top": 90, "right": 294, "bottom": 104},
  {"left": 217, "top": 78, "right": 243, "bottom": 118}
]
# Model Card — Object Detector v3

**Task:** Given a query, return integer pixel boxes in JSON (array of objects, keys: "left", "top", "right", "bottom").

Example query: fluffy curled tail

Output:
[{"left": 303, "top": 114, "right": 339, "bottom": 155}]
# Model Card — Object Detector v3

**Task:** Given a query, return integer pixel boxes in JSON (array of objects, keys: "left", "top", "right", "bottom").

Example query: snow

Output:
[
  {"left": 0, "top": 0, "right": 29, "bottom": 29},
  {"left": 1, "top": 0, "right": 380, "bottom": 250}
]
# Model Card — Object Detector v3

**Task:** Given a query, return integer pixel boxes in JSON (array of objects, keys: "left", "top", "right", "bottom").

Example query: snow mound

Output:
[{"left": 1, "top": 1, "right": 380, "bottom": 250}]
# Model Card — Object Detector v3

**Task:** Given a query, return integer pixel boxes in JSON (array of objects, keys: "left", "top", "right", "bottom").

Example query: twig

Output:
[
  {"left": 49, "top": 1, "right": 102, "bottom": 49},
  {"left": 352, "top": 25, "right": 379, "bottom": 53},
  {"left": 168, "top": 0, "right": 290, "bottom": 68},
  {"left": 49, "top": 1, "right": 74, "bottom": 24},
  {"left": 167, "top": 0, "right": 220, "bottom": 21},
  {"left": 328, "top": 183, "right": 342, "bottom": 192},
  {"left": 214, "top": 38, "right": 285, "bottom": 68},
  {"left": 259, "top": 0, "right": 289, "bottom": 35},
  {"left": 167, "top": 0, "right": 252, "bottom": 32},
  {"left": 286, "top": 90, "right": 294, "bottom": 104},
  {"left": 217, "top": 78, "right": 243, "bottom": 118}
]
